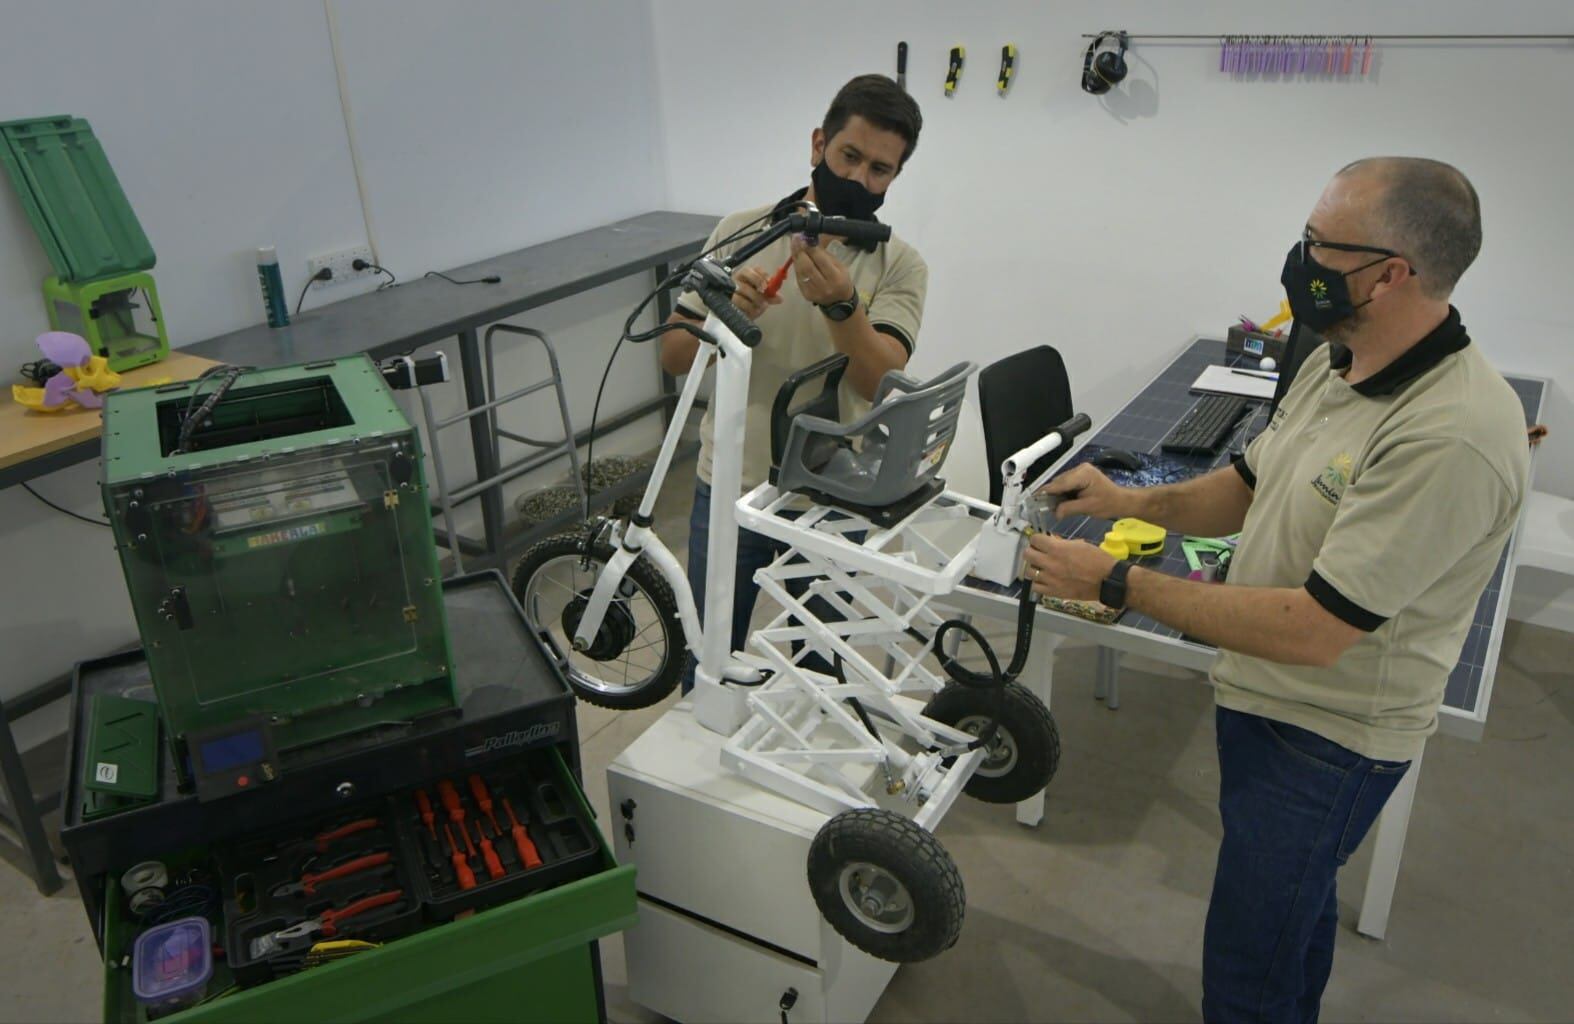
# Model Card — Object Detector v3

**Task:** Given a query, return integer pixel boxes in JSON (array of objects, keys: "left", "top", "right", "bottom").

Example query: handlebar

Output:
[
  {"left": 1003, "top": 414, "right": 1092, "bottom": 480},
  {"left": 724, "top": 210, "right": 892, "bottom": 270},
  {"left": 696, "top": 281, "right": 763, "bottom": 347},
  {"left": 686, "top": 258, "right": 763, "bottom": 346},
  {"left": 682, "top": 208, "right": 895, "bottom": 350}
]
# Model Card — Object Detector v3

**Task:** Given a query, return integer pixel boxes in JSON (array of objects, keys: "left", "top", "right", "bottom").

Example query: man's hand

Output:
[
  {"left": 731, "top": 265, "right": 783, "bottom": 321},
  {"left": 1022, "top": 533, "right": 1118, "bottom": 602},
  {"left": 791, "top": 236, "right": 855, "bottom": 306},
  {"left": 1041, "top": 464, "right": 1132, "bottom": 521}
]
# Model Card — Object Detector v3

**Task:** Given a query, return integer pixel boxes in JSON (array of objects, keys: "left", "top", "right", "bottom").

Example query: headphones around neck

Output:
[{"left": 1081, "top": 30, "right": 1129, "bottom": 95}]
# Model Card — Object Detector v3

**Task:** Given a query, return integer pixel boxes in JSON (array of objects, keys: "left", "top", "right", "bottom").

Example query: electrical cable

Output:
[
  {"left": 295, "top": 268, "right": 332, "bottom": 315},
  {"left": 177, "top": 364, "right": 254, "bottom": 454},
  {"left": 140, "top": 883, "right": 218, "bottom": 926},
  {"left": 21, "top": 482, "right": 110, "bottom": 527},
  {"left": 353, "top": 258, "right": 399, "bottom": 290},
  {"left": 424, "top": 270, "right": 502, "bottom": 286},
  {"left": 580, "top": 212, "right": 776, "bottom": 489}
]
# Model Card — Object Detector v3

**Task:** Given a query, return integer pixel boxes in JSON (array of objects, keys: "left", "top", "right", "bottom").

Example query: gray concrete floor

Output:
[{"left": 5, "top": 473, "right": 1572, "bottom": 1023}]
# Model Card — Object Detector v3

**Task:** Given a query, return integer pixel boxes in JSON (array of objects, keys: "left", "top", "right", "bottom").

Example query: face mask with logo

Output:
[
  {"left": 811, "top": 158, "right": 886, "bottom": 222},
  {"left": 1279, "top": 241, "right": 1395, "bottom": 332}
]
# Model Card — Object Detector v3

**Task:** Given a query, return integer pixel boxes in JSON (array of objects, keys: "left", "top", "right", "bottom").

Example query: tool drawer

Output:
[{"left": 99, "top": 749, "right": 635, "bottom": 1023}]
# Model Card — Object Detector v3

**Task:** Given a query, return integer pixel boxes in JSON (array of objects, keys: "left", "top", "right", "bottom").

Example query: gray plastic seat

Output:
[{"left": 775, "top": 359, "right": 976, "bottom": 524}]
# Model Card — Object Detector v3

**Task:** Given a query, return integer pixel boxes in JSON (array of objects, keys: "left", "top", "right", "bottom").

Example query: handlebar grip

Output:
[
  {"left": 1056, "top": 413, "right": 1093, "bottom": 439},
  {"left": 815, "top": 216, "right": 893, "bottom": 246},
  {"left": 696, "top": 284, "right": 763, "bottom": 347}
]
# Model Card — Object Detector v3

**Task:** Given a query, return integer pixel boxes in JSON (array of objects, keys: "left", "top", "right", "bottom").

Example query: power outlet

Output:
[{"left": 307, "top": 245, "right": 377, "bottom": 286}]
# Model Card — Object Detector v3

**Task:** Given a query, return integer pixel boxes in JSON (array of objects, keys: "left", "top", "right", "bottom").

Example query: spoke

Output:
[{"left": 539, "top": 574, "right": 580, "bottom": 599}]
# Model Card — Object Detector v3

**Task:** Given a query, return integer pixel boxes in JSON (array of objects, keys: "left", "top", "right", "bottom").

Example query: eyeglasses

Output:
[{"left": 1300, "top": 229, "right": 1416, "bottom": 275}]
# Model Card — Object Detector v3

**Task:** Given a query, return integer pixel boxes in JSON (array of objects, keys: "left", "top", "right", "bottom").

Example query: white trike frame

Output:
[{"left": 565, "top": 275, "right": 1081, "bottom": 831}]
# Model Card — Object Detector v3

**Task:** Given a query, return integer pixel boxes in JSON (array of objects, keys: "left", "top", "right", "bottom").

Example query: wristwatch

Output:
[
  {"left": 1099, "top": 559, "right": 1134, "bottom": 610},
  {"left": 818, "top": 289, "right": 860, "bottom": 322}
]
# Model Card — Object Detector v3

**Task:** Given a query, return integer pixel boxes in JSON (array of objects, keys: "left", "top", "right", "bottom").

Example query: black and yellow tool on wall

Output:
[
  {"left": 997, "top": 44, "right": 1017, "bottom": 95},
  {"left": 945, "top": 46, "right": 965, "bottom": 95}
]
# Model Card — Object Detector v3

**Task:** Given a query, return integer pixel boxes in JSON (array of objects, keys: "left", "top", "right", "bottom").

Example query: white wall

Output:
[
  {"left": 0, "top": 0, "right": 668, "bottom": 706},
  {"left": 649, "top": 0, "right": 1574, "bottom": 503}
]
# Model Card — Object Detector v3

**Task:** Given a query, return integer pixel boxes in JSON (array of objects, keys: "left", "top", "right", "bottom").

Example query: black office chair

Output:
[{"left": 978, "top": 345, "right": 1075, "bottom": 505}]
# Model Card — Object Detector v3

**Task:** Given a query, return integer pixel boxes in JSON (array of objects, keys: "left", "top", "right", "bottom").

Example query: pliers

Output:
[
  {"left": 271, "top": 852, "right": 392, "bottom": 899},
  {"left": 251, "top": 889, "right": 404, "bottom": 960}
]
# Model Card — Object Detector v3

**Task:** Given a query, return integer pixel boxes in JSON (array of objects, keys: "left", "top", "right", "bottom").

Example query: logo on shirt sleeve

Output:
[{"left": 1310, "top": 452, "right": 1353, "bottom": 506}]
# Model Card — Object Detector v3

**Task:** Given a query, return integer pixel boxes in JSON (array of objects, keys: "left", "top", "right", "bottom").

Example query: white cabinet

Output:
[{"left": 609, "top": 704, "right": 898, "bottom": 1023}]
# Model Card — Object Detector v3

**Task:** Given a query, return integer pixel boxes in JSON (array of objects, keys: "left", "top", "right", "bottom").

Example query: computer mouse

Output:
[{"left": 1093, "top": 449, "right": 1144, "bottom": 472}]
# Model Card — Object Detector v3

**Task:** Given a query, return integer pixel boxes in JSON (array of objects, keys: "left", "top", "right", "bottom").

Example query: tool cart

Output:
[{"left": 59, "top": 356, "right": 634, "bottom": 1022}]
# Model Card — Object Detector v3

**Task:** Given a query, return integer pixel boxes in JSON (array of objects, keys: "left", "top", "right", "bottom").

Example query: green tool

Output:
[
  {"left": 0, "top": 115, "right": 170, "bottom": 371},
  {"left": 81, "top": 695, "right": 160, "bottom": 821}
]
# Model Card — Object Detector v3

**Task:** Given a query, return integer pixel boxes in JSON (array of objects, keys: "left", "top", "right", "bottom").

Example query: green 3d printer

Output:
[{"left": 97, "top": 356, "right": 457, "bottom": 804}]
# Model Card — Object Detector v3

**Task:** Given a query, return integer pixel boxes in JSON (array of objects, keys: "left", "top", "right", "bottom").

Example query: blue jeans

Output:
[
  {"left": 681, "top": 481, "right": 786, "bottom": 692},
  {"left": 682, "top": 481, "right": 852, "bottom": 692},
  {"left": 1204, "top": 707, "right": 1411, "bottom": 1024}
]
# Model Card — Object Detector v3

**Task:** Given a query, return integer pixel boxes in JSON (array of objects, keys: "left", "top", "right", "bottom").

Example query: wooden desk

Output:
[{"left": 1, "top": 351, "right": 218, "bottom": 483}]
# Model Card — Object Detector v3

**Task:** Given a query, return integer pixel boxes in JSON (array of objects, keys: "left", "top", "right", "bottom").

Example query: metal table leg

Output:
[
  {"left": 1096, "top": 646, "right": 1122, "bottom": 710},
  {"left": 1358, "top": 744, "right": 1425, "bottom": 940},
  {"left": 0, "top": 701, "right": 63, "bottom": 895},
  {"left": 1015, "top": 631, "right": 1060, "bottom": 827},
  {"left": 457, "top": 327, "right": 506, "bottom": 564}
]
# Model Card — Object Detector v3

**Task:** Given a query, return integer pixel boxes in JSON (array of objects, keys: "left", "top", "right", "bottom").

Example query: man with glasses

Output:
[{"left": 1027, "top": 157, "right": 1529, "bottom": 1022}]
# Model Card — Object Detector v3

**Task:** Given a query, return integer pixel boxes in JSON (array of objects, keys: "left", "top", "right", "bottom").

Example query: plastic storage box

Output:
[{"left": 132, "top": 917, "right": 212, "bottom": 1018}]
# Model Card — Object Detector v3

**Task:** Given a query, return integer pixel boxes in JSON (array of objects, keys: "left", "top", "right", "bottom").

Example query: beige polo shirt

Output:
[
  {"left": 676, "top": 192, "right": 928, "bottom": 490},
  {"left": 1212, "top": 309, "right": 1530, "bottom": 762}
]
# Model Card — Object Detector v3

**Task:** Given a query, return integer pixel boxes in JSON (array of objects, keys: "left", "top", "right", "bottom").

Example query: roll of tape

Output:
[
  {"left": 122, "top": 860, "right": 168, "bottom": 893},
  {"left": 128, "top": 886, "right": 166, "bottom": 916}
]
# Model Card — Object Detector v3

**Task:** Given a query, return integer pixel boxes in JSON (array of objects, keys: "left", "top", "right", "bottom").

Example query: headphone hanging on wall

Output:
[{"left": 1081, "top": 30, "right": 1129, "bottom": 94}]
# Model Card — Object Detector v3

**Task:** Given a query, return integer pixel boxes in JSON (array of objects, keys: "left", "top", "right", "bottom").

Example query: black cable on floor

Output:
[{"left": 21, "top": 483, "right": 110, "bottom": 527}]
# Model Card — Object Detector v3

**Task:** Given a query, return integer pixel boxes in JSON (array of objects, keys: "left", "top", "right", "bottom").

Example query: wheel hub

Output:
[
  {"left": 957, "top": 715, "right": 1018, "bottom": 777},
  {"left": 839, "top": 861, "right": 915, "bottom": 934},
  {"left": 562, "top": 591, "right": 636, "bottom": 661}
]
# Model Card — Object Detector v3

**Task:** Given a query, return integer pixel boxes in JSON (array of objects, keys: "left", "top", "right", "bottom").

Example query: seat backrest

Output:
[
  {"left": 978, "top": 346, "right": 1074, "bottom": 505},
  {"left": 776, "top": 362, "right": 975, "bottom": 512}
]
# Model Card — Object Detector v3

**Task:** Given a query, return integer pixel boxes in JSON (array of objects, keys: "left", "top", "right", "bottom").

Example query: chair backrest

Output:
[{"left": 978, "top": 346, "right": 1074, "bottom": 505}]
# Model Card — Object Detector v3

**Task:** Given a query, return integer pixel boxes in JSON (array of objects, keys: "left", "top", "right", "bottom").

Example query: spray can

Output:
[{"left": 256, "top": 246, "right": 289, "bottom": 327}]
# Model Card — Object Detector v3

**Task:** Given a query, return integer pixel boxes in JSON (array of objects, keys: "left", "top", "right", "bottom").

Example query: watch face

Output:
[{"left": 821, "top": 292, "right": 858, "bottom": 321}]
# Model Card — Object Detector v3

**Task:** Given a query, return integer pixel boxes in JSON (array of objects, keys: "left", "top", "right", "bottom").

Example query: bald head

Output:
[{"left": 1336, "top": 157, "right": 1481, "bottom": 299}]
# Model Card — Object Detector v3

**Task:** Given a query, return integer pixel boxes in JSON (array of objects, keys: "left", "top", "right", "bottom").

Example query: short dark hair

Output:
[
  {"left": 1339, "top": 157, "right": 1482, "bottom": 298},
  {"left": 822, "top": 74, "right": 923, "bottom": 168}
]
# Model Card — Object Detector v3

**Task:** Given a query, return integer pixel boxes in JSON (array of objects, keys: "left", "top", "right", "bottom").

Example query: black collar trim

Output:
[{"left": 1328, "top": 306, "right": 1470, "bottom": 397}]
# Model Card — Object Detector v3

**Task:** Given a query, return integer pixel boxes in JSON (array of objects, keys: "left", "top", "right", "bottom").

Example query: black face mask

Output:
[
  {"left": 811, "top": 159, "right": 885, "bottom": 222},
  {"left": 1280, "top": 242, "right": 1389, "bottom": 332}
]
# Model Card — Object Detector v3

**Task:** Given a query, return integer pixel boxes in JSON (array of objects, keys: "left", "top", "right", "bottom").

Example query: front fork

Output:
[{"left": 571, "top": 519, "right": 702, "bottom": 655}]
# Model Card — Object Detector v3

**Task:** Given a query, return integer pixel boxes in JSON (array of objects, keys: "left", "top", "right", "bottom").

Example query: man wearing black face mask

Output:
[
  {"left": 660, "top": 75, "right": 927, "bottom": 690},
  {"left": 1028, "top": 158, "right": 1529, "bottom": 1022}
]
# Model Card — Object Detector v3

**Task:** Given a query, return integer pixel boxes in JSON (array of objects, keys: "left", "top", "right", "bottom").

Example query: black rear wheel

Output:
[{"left": 923, "top": 681, "right": 1060, "bottom": 804}]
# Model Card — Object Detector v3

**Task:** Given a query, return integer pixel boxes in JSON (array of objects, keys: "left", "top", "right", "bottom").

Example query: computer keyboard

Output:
[{"left": 1161, "top": 394, "right": 1252, "bottom": 456}]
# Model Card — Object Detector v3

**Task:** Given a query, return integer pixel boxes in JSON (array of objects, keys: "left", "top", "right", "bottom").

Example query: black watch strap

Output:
[
  {"left": 819, "top": 289, "right": 859, "bottom": 322},
  {"left": 1099, "top": 559, "right": 1134, "bottom": 610}
]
